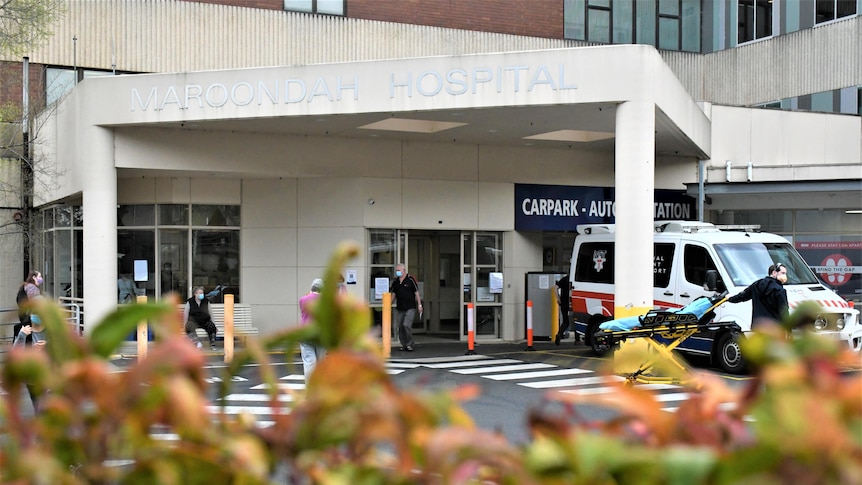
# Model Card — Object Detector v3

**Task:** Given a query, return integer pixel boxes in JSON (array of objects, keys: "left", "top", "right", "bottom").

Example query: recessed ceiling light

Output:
[
  {"left": 488, "top": 129, "right": 498, "bottom": 133},
  {"left": 524, "top": 129, "right": 615, "bottom": 142},
  {"left": 358, "top": 118, "right": 467, "bottom": 134}
]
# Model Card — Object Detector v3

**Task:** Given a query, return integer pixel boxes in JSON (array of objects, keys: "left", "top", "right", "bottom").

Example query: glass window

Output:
[
  {"left": 574, "top": 242, "right": 614, "bottom": 284},
  {"left": 45, "top": 68, "right": 76, "bottom": 105},
  {"left": 732, "top": 210, "right": 793, "bottom": 233},
  {"left": 564, "top": 0, "right": 587, "bottom": 40},
  {"left": 284, "top": 0, "right": 344, "bottom": 16},
  {"left": 683, "top": 244, "right": 725, "bottom": 291},
  {"left": 654, "top": 243, "right": 675, "bottom": 288},
  {"left": 715, "top": 242, "right": 818, "bottom": 286},
  {"left": 73, "top": 230, "right": 83, "bottom": 299},
  {"left": 192, "top": 230, "right": 240, "bottom": 303},
  {"left": 613, "top": 0, "right": 633, "bottom": 43},
  {"left": 160, "top": 229, "right": 188, "bottom": 298},
  {"left": 659, "top": 0, "right": 679, "bottom": 15},
  {"left": 118, "top": 205, "right": 155, "bottom": 227},
  {"left": 797, "top": 209, "right": 862, "bottom": 233},
  {"left": 191, "top": 205, "right": 240, "bottom": 226},
  {"left": 159, "top": 204, "right": 189, "bottom": 225},
  {"left": 738, "top": 0, "right": 773, "bottom": 43},
  {"left": 659, "top": 16, "right": 680, "bottom": 50},
  {"left": 680, "top": 0, "right": 701, "bottom": 52},
  {"left": 118, "top": 230, "right": 155, "bottom": 301},
  {"left": 636, "top": 0, "right": 657, "bottom": 46},
  {"left": 816, "top": 0, "right": 857, "bottom": 24},
  {"left": 587, "top": 2, "right": 611, "bottom": 43},
  {"left": 54, "top": 206, "right": 72, "bottom": 228},
  {"left": 587, "top": 8, "right": 611, "bottom": 44}
]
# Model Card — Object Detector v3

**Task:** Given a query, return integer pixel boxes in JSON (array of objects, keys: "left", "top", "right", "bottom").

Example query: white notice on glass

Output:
[
  {"left": 489, "top": 272, "right": 503, "bottom": 293},
  {"left": 374, "top": 277, "right": 390, "bottom": 300},
  {"left": 538, "top": 274, "right": 550, "bottom": 289},
  {"left": 134, "top": 260, "right": 149, "bottom": 282}
]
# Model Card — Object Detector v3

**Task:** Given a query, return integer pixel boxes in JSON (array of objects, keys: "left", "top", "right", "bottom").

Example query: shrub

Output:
[{"left": 2, "top": 243, "right": 860, "bottom": 484}]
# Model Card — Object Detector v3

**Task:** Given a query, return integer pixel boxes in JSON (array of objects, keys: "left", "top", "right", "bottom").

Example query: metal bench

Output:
[{"left": 186, "top": 303, "right": 259, "bottom": 343}]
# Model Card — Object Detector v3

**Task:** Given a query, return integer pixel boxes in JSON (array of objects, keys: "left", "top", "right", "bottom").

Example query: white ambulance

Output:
[{"left": 569, "top": 221, "right": 861, "bottom": 373}]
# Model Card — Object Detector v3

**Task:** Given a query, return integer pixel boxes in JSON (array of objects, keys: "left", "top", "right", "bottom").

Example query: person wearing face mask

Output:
[
  {"left": 14, "top": 270, "right": 44, "bottom": 346},
  {"left": 389, "top": 263, "right": 421, "bottom": 352},
  {"left": 183, "top": 286, "right": 219, "bottom": 350},
  {"left": 727, "top": 262, "right": 789, "bottom": 329}
]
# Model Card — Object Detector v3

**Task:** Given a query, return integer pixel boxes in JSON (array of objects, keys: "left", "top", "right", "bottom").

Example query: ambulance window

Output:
[
  {"left": 654, "top": 243, "right": 674, "bottom": 288},
  {"left": 684, "top": 244, "right": 725, "bottom": 291},
  {"left": 575, "top": 242, "right": 614, "bottom": 284}
]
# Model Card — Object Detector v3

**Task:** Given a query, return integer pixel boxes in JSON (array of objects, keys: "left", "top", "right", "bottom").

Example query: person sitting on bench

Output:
[{"left": 184, "top": 286, "right": 218, "bottom": 350}]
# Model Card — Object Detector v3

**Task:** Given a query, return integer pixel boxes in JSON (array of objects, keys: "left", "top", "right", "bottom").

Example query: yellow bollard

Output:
[
  {"left": 613, "top": 305, "right": 652, "bottom": 374},
  {"left": 136, "top": 295, "right": 148, "bottom": 360},
  {"left": 224, "top": 294, "right": 234, "bottom": 363},
  {"left": 382, "top": 293, "right": 392, "bottom": 358}
]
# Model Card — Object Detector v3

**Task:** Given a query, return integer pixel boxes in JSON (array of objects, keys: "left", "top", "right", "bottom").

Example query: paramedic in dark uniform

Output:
[
  {"left": 727, "top": 262, "right": 789, "bottom": 328},
  {"left": 555, "top": 274, "right": 574, "bottom": 344}
]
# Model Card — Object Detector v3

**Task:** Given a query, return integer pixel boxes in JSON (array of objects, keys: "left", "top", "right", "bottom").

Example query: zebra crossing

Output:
[{"left": 203, "top": 354, "right": 736, "bottom": 429}]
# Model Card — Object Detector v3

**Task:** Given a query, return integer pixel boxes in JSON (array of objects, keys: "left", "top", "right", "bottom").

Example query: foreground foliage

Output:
[{"left": 1, "top": 242, "right": 861, "bottom": 484}]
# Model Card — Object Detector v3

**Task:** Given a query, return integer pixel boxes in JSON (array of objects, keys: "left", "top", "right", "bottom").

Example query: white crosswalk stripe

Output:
[{"left": 183, "top": 354, "right": 740, "bottom": 438}]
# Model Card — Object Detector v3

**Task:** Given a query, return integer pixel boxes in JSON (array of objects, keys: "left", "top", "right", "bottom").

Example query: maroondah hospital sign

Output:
[{"left": 129, "top": 63, "right": 577, "bottom": 112}]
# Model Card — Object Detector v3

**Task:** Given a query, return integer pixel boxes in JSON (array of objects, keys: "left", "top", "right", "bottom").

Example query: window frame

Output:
[{"left": 283, "top": 0, "right": 345, "bottom": 16}]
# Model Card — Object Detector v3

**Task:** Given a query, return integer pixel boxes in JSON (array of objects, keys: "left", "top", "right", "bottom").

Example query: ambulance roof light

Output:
[
  {"left": 576, "top": 224, "right": 615, "bottom": 235},
  {"left": 655, "top": 221, "right": 719, "bottom": 233}
]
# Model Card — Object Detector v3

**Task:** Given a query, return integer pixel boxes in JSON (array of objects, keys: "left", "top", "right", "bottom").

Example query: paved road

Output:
[{"left": 196, "top": 339, "right": 752, "bottom": 444}]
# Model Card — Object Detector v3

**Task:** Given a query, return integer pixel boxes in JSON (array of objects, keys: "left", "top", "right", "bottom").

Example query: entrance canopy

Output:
[{"left": 45, "top": 44, "right": 710, "bottom": 189}]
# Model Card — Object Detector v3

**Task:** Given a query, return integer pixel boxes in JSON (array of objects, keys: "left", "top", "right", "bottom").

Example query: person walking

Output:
[
  {"left": 390, "top": 263, "right": 422, "bottom": 352},
  {"left": 727, "top": 262, "right": 789, "bottom": 328},
  {"left": 298, "top": 278, "right": 327, "bottom": 382},
  {"left": 183, "top": 286, "right": 219, "bottom": 350},
  {"left": 14, "top": 270, "right": 43, "bottom": 346}
]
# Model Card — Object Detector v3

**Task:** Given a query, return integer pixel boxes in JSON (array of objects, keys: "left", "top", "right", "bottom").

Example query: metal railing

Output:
[{"left": 0, "top": 300, "right": 83, "bottom": 355}]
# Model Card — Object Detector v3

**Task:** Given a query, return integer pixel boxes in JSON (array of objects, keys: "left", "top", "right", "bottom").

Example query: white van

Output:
[{"left": 569, "top": 221, "right": 861, "bottom": 373}]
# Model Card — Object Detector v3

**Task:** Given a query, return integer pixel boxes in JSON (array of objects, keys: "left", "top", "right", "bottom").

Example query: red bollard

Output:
[{"left": 525, "top": 300, "right": 535, "bottom": 351}]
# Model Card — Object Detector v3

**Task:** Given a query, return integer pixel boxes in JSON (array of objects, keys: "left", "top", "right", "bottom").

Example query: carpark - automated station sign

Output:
[{"left": 515, "top": 183, "right": 696, "bottom": 231}]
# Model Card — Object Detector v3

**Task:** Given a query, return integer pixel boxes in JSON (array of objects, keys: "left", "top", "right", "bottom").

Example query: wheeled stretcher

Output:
[{"left": 593, "top": 292, "right": 738, "bottom": 387}]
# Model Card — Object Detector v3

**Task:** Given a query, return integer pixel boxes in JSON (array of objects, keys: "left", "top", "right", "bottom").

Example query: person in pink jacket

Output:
[{"left": 298, "top": 278, "right": 326, "bottom": 382}]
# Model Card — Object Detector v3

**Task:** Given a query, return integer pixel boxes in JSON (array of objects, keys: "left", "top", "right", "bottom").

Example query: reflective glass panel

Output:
[
  {"left": 118, "top": 230, "right": 155, "bottom": 301},
  {"left": 191, "top": 205, "right": 240, "bottom": 226},
  {"left": 587, "top": 8, "right": 611, "bottom": 43},
  {"left": 659, "top": 17, "right": 680, "bottom": 50},
  {"left": 192, "top": 230, "right": 240, "bottom": 303},
  {"left": 159, "top": 204, "right": 189, "bottom": 225},
  {"left": 160, "top": 229, "right": 189, "bottom": 298},
  {"left": 117, "top": 205, "right": 155, "bottom": 227}
]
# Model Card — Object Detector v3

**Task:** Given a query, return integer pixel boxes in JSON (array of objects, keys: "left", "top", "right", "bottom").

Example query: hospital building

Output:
[{"left": 0, "top": 0, "right": 859, "bottom": 343}]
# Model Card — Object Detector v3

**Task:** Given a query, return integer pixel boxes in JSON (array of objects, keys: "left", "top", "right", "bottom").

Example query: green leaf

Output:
[{"left": 89, "top": 303, "right": 174, "bottom": 358}]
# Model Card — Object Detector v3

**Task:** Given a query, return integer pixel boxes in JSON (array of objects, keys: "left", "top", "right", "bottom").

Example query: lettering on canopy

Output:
[
  {"left": 129, "top": 63, "right": 577, "bottom": 112},
  {"left": 515, "top": 184, "right": 696, "bottom": 231}
]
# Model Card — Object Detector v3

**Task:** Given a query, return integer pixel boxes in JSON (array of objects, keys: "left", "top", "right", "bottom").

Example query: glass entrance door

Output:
[{"left": 462, "top": 232, "right": 502, "bottom": 339}]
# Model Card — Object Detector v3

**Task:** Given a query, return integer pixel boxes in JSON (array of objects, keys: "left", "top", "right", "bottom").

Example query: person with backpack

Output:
[
  {"left": 14, "top": 270, "right": 43, "bottom": 346},
  {"left": 390, "top": 263, "right": 422, "bottom": 352}
]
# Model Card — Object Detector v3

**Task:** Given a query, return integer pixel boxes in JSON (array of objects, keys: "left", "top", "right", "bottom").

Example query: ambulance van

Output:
[{"left": 569, "top": 221, "right": 861, "bottom": 373}]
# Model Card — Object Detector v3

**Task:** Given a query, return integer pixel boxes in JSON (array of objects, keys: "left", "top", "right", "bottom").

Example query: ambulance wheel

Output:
[
  {"left": 587, "top": 315, "right": 613, "bottom": 357},
  {"left": 716, "top": 332, "right": 746, "bottom": 374}
]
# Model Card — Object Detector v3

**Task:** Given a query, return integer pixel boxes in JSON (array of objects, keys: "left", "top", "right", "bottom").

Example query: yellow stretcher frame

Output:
[{"left": 593, "top": 297, "right": 737, "bottom": 388}]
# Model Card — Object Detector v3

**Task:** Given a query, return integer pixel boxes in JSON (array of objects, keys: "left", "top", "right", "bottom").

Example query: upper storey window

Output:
[
  {"left": 738, "top": 0, "right": 773, "bottom": 44},
  {"left": 815, "top": 0, "right": 857, "bottom": 24},
  {"left": 284, "top": 0, "right": 345, "bottom": 16},
  {"left": 564, "top": 0, "right": 700, "bottom": 53}
]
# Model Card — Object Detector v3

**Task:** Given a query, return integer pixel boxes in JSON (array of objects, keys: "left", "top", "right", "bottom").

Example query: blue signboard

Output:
[{"left": 515, "top": 184, "right": 696, "bottom": 231}]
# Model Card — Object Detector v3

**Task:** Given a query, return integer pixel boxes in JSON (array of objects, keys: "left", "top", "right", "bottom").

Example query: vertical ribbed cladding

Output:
[{"left": 7, "top": 0, "right": 858, "bottom": 105}]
